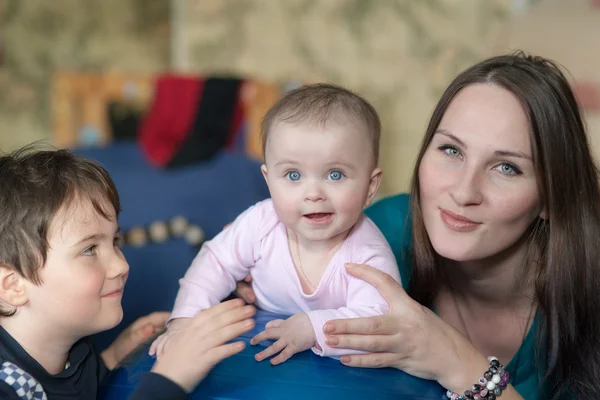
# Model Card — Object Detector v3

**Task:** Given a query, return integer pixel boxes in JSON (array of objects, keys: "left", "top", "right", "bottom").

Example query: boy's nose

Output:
[{"left": 107, "top": 253, "right": 130, "bottom": 279}]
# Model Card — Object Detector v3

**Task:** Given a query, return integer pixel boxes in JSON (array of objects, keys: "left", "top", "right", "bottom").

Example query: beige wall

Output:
[
  {"left": 3, "top": 0, "right": 598, "bottom": 196},
  {"left": 181, "top": 0, "right": 512, "bottom": 196},
  {"left": 0, "top": 0, "right": 170, "bottom": 151},
  {"left": 496, "top": 0, "right": 600, "bottom": 161}
]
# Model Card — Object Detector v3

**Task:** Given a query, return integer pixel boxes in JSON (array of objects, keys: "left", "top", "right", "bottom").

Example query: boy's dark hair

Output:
[
  {"left": 261, "top": 83, "right": 381, "bottom": 165},
  {"left": 0, "top": 146, "right": 120, "bottom": 316}
]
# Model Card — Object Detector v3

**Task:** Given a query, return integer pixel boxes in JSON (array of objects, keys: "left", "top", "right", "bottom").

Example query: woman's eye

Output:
[
  {"left": 328, "top": 170, "right": 345, "bottom": 181},
  {"left": 82, "top": 245, "right": 97, "bottom": 257},
  {"left": 285, "top": 171, "right": 301, "bottom": 181},
  {"left": 439, "top": 145, "right": 462, "bottom": 158},
  {"left": 496, "top": 163, "right": 522, "bottom": 176}
]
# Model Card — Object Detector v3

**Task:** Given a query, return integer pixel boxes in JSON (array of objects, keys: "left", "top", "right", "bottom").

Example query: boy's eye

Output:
[
  {"left": 327, "top": 170, "right": 345, "bottom": 181},
  {"left": 82, "top": 245, "right": 97, "bottom": 256},
  {"left": 285, "top": 171, "right": 301, "bottom": 181},
  {"left": 114, "top": 235, "right": 124, "bottom": 248}
]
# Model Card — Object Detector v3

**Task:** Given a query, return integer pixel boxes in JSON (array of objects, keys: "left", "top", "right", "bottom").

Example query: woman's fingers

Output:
[
  {"left": 344, "top": 263, "right": 409, "bottom": 308},
  {"left": 324, "top": 314, "right": 396, "bottom": 335},
  {"left": 325, "top": 333, "right": 400, "bottom": 353},
  {"left": 340, "top": 352, "right": 401, "bottom": 369}
]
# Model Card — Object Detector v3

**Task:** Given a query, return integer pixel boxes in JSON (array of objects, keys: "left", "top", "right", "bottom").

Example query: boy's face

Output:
[
  {"left": 25, "top": 198, "right": 129, "bottom": 340},
  {"left": 262, "top": 120, "right": 381, "bottom": 243}
]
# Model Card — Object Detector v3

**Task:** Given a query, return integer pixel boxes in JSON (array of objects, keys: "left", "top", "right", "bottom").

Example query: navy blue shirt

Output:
[{"left": 0, "top": 327, "right": 185, "bottom": 400}]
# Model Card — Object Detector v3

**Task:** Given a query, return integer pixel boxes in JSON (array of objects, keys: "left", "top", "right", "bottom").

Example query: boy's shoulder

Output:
[
  {"left": 0, "top": 328, "right": 46, "bottom": 399},
  {"left": 0, "top": 360, "right": 45, "bottom": 399},
  {"left": 0, "top": 328, "right": 104, "bottom": 399}
]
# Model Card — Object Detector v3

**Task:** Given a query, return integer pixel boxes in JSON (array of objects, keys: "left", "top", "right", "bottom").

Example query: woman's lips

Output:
[{"left": 440, "top": 209, "right": 481, "bottom": 232}]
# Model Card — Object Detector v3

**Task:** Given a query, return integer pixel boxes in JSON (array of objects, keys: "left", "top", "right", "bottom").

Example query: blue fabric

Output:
[
  {"left": 100, "top": 310, "right": 446, "bottom": 400},
  {"left": 365, "top": 194, "right": 546, "bottom": 399}
]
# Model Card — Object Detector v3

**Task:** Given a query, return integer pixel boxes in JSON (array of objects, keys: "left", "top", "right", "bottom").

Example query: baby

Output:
[{"left": 151, "top": 83, "right": 401, "bottom": 365}]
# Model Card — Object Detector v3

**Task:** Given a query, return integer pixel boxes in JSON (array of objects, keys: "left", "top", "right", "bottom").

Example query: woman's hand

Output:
[{"left": 323, "top": 263, "right": 489, "bottom": 393}]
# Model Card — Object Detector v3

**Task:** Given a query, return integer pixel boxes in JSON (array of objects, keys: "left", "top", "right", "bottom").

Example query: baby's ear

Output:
[
  {"left": 365, "top": 168, "right": 383, "bottom": 207},
  {"left": 0, "top": 265, "right": 29, "bottom": 309}
]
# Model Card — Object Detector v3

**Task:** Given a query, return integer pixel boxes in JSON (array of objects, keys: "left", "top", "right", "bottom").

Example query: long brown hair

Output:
[{"left": 408, "top": 52, "right": 600, "bottom": 398}]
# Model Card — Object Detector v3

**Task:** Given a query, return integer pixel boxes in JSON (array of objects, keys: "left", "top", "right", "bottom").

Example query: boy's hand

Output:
[
  {"left": 151, "top": 299, "right": 256, "bottom": 393},
  {"left": 101, "top": 311, "right": 169, "bottom": 370},
  {"left": 250, "top": 312, "right": 315, "bottom": 365},
  {"left": 149, "top": 317, "right": 191, "bottom": 359}
]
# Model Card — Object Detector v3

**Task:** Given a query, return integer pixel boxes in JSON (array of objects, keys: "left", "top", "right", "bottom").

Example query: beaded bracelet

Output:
[{"left": 445, "top": 356, "right": 510, "bottom": 400}]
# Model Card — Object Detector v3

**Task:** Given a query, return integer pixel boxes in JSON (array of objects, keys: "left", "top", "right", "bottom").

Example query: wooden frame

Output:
[{"left": 51, "top": 71, "right": 283, "bottom": 160}]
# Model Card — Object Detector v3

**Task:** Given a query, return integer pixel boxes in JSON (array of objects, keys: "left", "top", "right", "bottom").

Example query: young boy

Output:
[
  {"left": 0, "top": 147, "right": 256, "bottom": 399},
  {"left": 151, "top": 84, "right": 402, "bottom": 365}
]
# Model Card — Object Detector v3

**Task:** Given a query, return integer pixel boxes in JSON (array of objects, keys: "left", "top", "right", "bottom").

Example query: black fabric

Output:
[
  {"left": 0, "top": 327, "right": 185, "bottom": 400},
  {"left": 107, "top": 102, "right": 143, "bottom": 141},
  {"left": 167, "top": 77, "right": 242, "bottom": 168}
]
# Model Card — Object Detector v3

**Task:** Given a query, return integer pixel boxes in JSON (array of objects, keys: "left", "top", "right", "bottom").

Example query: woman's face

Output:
[{"left": 418, "top": 83, "right": 543, "bottom": 263}]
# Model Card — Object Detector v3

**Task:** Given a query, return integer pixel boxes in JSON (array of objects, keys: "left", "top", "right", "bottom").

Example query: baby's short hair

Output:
[
  {"left": 261, "top": 83, "right": 381, "bottom": 165},
  {"left": 0, "top": 146, "right": 119, "bottom": 315}
]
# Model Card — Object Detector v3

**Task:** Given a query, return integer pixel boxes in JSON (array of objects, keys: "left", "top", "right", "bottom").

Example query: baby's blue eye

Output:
[
  {"left": 285, "top": 171, "right": 301, "bottom": 181},
  {"left": 328, "top": 170, "right": 344, "bottom": 181}
]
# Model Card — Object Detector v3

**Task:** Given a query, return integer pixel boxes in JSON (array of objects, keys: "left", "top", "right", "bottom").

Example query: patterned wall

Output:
[
  {"left": 0, "top": 0, "right": 513, "bottom": 194},
  {"left": 0, "top": 0, "right": 170, "bottom": 151},
  {"left": 182, "top": 0, "right": 512, "bottom": 194}
]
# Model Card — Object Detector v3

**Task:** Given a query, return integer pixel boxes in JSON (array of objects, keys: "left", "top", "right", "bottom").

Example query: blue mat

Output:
[{"left": 100, "top": 310, "right": 446, "bottom": 400}]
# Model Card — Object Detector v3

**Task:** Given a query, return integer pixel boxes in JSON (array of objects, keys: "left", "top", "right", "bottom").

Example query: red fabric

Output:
[{"left": 139, "top": 75, "right": 204, "bottom": 166}]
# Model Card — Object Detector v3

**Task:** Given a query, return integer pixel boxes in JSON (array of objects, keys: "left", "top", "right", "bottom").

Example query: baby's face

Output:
[
  {"left": 262, "top": 120, "right": 380, "bottom": 243},
  {"left": 24, "top": 197, "right": 129, "bottom": 339}
]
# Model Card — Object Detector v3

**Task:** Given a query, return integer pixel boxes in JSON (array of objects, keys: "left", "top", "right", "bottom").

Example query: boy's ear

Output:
[
  {"left": 0, "top": 265, "right": 29, "bottom": 308},
  {"left": 365, "top": 168, "right": 383, "bottom": 208}
]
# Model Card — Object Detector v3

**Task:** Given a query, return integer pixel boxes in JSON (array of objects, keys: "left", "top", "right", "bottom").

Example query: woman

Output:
[{"left": 237, "top": 53, "right": 600, "bottom": 399}]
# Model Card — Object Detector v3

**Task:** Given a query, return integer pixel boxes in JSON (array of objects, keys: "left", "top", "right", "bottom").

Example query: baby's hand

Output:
[
  {"left": 250, "top": 312, "right": 315, "bottom": 365},
  {"left": 149, "top": 317, "right": 191, "bottom": 359}
]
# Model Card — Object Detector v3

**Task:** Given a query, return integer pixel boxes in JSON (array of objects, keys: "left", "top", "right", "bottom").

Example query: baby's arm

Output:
[
  {"left": 249, "top": 245, "right": 400, "bottom": 364},
  {"left": 306, "top": 245, "right": 401, "bottom": 357},
  {"left": 150, "top": 202, "right": 269, "bottom": 357}
]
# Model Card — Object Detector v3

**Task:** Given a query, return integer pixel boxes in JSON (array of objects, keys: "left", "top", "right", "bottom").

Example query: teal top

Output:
[{"left": 365, "top": 194, "right": 546, "bottom": 399}]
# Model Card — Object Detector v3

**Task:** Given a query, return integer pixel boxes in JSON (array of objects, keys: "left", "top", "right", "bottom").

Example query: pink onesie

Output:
[{"left": 170, "top": 199, "right": 401, "bottom": 357}]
